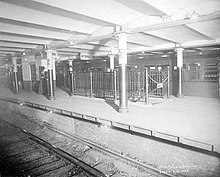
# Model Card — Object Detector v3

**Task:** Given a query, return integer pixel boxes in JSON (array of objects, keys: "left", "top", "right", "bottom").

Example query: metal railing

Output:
[{"left": 58, "top": 68, "right": 170, "bottom": 102}]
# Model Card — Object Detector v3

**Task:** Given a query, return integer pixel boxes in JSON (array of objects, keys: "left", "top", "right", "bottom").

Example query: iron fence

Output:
[{"left": 62, "top": 68, "right": 170, "bottom": 101}]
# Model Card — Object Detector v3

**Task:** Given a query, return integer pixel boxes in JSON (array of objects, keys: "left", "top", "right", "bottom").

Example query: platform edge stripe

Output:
[
  {"left": 62, "top": 109, "right": 72, "bottom": 116},
  {"left": 13, "top": 99, "right": 19, "bottom": 103},
  {"left": 214, "top": 146, "right": 220, "bottom": 153},
  {"left": 71, "top": 111, "right": 83, "bottom": 119},
  {"left": 98, "top": 118, "right": 112, "bottom": 126},
  {"left": 25, "top": 101, "right": 33, "bottom": 106},
  {"left": 151, "top": 130, "right": 157, "bottom": 136},
  {"left": 53, "top": 108, "right": 62, "bottom": 114},
  {"left": 132, "top": 126, "right": 152, "bottom": 136},
  {"left": 184, "top": 138, "right": 214, "bottom": 151},
  {"left": 83, "top": 115, "right": 96, "bottom": 121},
  {"left": 113, "top": 122, "right": 130, "bottom": 130},
  {"left": 38, "top": 104, "right": 46, "bottom": 110},
  {"left": 129, "top": 125, "right": 134, "bottom": 131},
  {"left": 155, "top": 132, "right": 179, "bottom": 142}
]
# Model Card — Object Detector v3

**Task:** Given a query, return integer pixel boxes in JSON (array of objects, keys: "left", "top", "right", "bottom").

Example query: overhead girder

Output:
[
  {"left": 128, "top": 11, "right": 220, "bottom": 33},
  {"left": 0, "top": 0, "right": 109, "bottom": 34},
  {"left": 0, "top": 41, "right": 38, "bottom": 49},
  {"left": 30, "top": 0, "right": 164, "bottom": 25},
  {"left": 0, "top": 22, "right": 73, "bottom": 40},
  {"left": 0, "top": 32, "right": 54, "bottom": 45}
]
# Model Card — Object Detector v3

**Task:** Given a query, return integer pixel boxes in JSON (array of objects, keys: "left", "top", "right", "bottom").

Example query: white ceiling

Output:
[{"left": 0, "top": 0, "right": 220, "bottom": 60}]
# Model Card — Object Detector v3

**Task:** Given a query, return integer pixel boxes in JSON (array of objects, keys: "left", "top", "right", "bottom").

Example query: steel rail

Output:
[
  {"left": 45, "top": 124, "right": 179, "bottom": 177},
  {"left": 0, "top": 154, "right": 25, "bottom": 177},
  {"left": 0, "top": 119, "right": 107, "bottom": 177}
]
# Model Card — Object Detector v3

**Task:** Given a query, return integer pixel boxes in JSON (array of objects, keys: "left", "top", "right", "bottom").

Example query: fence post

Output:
[
  {"left": 145, "top": 67, "right": 149, "bottom": 104},
  {"left": 114, "top": 69, "right": 117, "bottom": 101},
  {"left": 69, "top": 60, "right": 74, "bottom": 96},
  {"left": 137, "top": 70, "right": 141, "bottom": 98},
  {"left": 90, "top": 70, "right": 93, "bottom": 97},
  {"left": 167, "top": 67, "right": 170, "bottom": 98}
]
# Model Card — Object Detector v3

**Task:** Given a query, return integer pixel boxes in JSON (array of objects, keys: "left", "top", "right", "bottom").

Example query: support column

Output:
[
  {"left": 176, "top": 48, "right": 184, "bottom": 98},
  {"left": 12, "top": 57, "right": 19, "bottom": 94},
  {"left": 68, "top": 60, "right": 74, "bottom": 96},
  {"left": 117, "top": 32, "right": 129, "bottom": 113},
  {"left": 108, "top": 54, "right": 115, "bottom": 71},
  {"left": 46, "top": 50, "right": 55, "bottom": 100}
]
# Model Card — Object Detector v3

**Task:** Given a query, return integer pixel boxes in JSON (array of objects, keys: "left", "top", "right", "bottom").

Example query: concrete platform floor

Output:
[{"left": 0, "top": 87, "right": 220, "bottom": 152}]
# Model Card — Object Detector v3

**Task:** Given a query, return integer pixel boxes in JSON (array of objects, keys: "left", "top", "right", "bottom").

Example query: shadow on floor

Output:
[
  {"left": 105, "top": 99, "right": 118, "bottom": 112},
  {"left": 56, "top": 86, "right": 72, "bottom": 96}
]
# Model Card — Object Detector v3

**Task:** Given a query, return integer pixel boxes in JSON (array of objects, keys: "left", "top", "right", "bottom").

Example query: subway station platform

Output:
[{"left": 0, "top": 87, "right": 220, "bottom": 154}]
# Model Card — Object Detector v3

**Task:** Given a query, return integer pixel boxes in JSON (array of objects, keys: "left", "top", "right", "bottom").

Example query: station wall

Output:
[
  {"left": 21, "top": 54, "right": 56, "bottom": 92},
  {"left": 126, "top": 52, "right": 219, "bottom": 98}
]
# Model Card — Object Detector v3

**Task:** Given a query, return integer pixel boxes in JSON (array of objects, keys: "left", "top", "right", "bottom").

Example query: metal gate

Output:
[
  {"left": 127, "top": 69, "right": 145, "bottom": 101},
  {"left": 92, "top": 71, "right": 115, "bottom": 98},
  {"left": 147, "top": 68, "right": 170, "bottom": 98},
  {"left": 127, "top": 67, "right": 170, "bottom": 100}
]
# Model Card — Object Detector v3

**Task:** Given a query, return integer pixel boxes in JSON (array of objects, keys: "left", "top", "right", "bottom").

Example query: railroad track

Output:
[
  {"left": 0, "top": 119, "right": 106, "bottom": 177},
  {"left": 0, "top": 109, "right": 178, "bottom": 177}
]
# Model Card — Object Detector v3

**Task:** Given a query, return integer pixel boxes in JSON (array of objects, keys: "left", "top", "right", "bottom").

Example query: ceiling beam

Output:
[
  {"left": 182, "top": 25, "right": 214, "bottom": 40},
  {"left": 0, "top": 48, "right": 25, "bottom": 52},
  {"left": 71, "top": 44, "right": 110, "bottom": 52},
  {"left": 57, "top": 48, "right": 91, "bottom": 54},
  {"left": 0, "top": 41, "right": 38, "bottom": 49},
  {"left": 130, "top": 38, "right": 220, "bottom": 54},
  {"left": 0, "top": 22, "right": 72, "bottom": 40},
  {"left": 57, "top": 51, "right": 79, "bottom": 56},
  {"left": 129, "top": 11, "right": 220, "bottom": 33},
  {"left": 0, "top": 33, "right": 53, "bottom": 45},
  {"left": 0, "top": 46, "right": 30, "bottom": 50},
  {"left": 0, "top": 17, "right": 74, "bottom": 34},
  {"left": 112, "top": 38, "right": 150, "bottom": 47},
  {"left": 141, "top": 31, "right": 177, "bottom": 43},
  {"left": 0, "top": 51, "right": 15, "bottom": 54},
  {"left": 113, "top": 0, "right": 165, "bottom": 16},
  {"left": 0, "top": 0, "right": 114, "bottom": 34},
  {"left": 0, "top": 54, "right": 8, "bottom": 57}
]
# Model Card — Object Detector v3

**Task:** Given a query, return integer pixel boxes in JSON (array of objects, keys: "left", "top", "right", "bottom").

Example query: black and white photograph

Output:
[{"left": 0, "top": 0, "right": 219, "bottom": 176}]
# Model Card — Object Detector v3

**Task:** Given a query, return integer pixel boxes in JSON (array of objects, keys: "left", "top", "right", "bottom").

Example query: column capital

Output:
[
  {"left": 115, "top": 31, "right": 129, "bottom": 38},
  {"left": 68, "top": 60, "right": 74, "bottom": 72},
  {"left": 108, "top": 54, "right": 115, "bottom": 57},
  {"left": 68, "top": 59, "right": 74, "bottom": 63},
  {"left": 12, "top": 56, "right": 18, "bottom": 60},
  {"left": 12, "top": 57, "right": 18, "bottom": 72},
  {"left": 108, "top": 47, "right": 118, "bottom": 56},
  {"left": 175, "top": 47, "right": 184, "bottom": 52}
]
